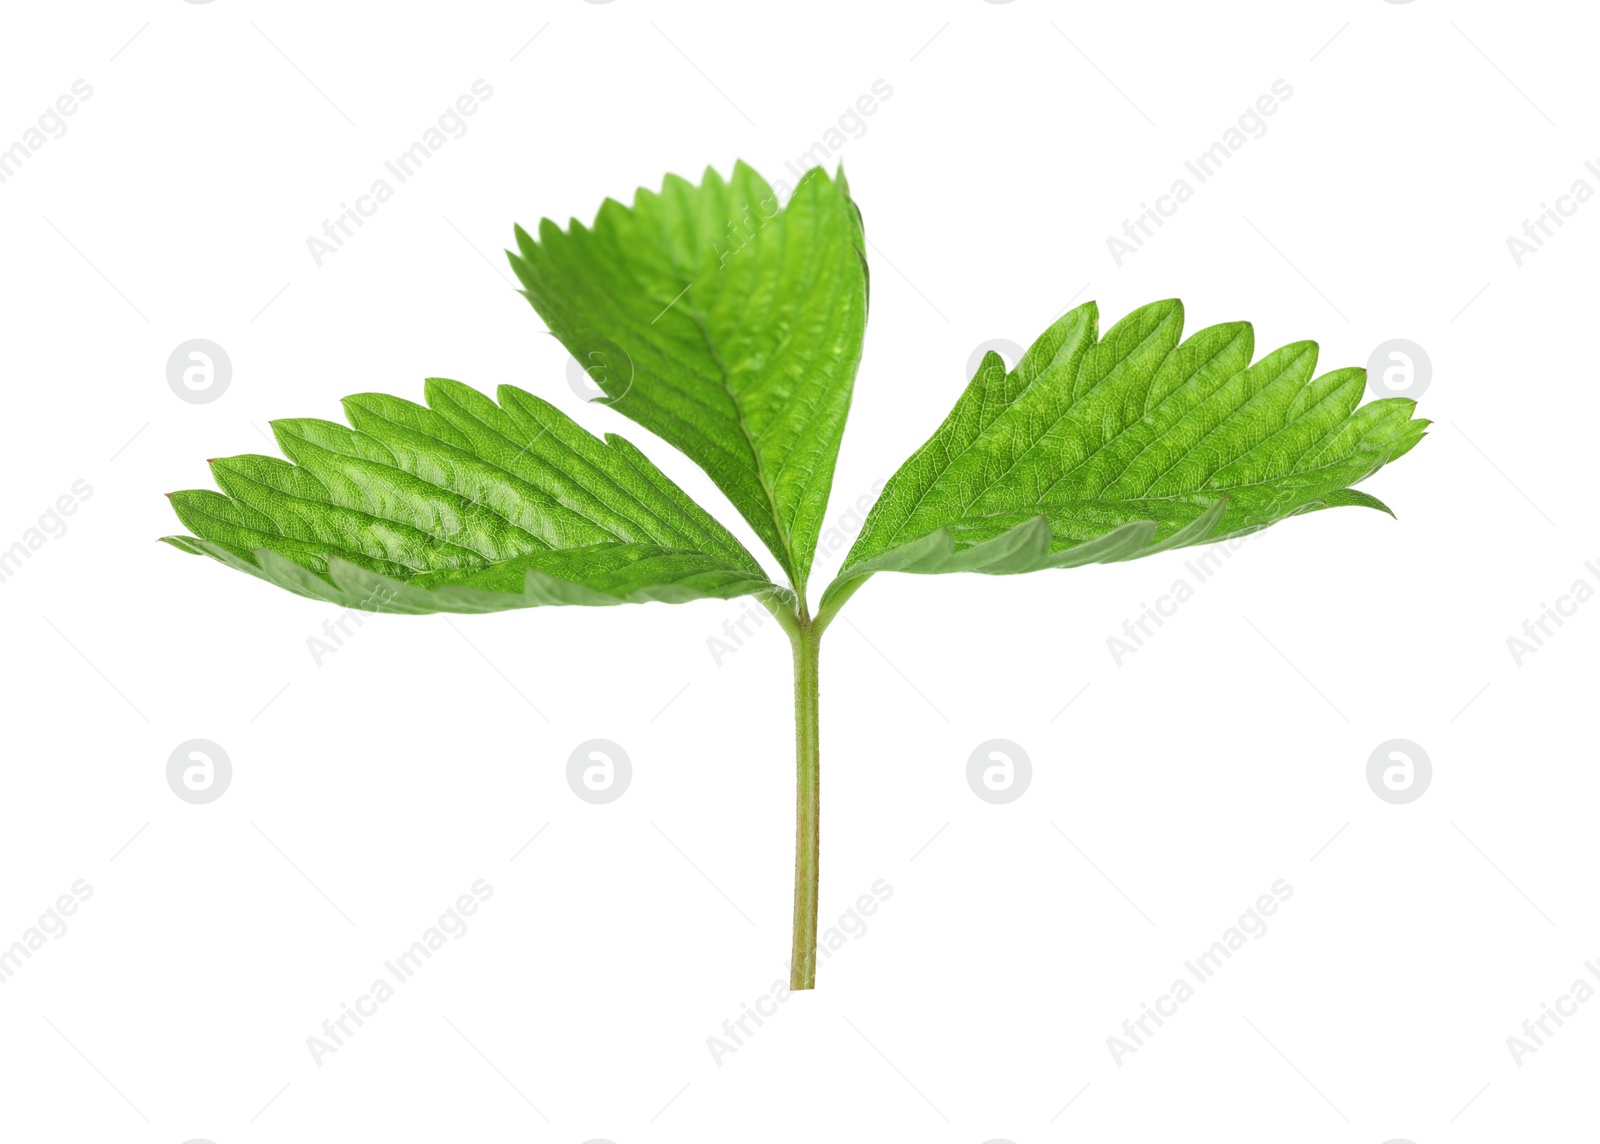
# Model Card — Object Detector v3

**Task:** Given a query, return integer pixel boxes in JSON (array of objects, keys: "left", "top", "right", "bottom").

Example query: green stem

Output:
[{"left": 788, "top": 615, "right": 822, "bottom": 990}]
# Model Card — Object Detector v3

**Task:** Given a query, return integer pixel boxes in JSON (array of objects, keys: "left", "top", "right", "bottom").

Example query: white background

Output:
[{"left": 1, "top": 1, "right": 1594, "bottom": 1141}]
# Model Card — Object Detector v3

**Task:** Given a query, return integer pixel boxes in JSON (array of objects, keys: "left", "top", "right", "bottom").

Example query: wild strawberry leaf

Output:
[
  {"left": 508, "top": 162, "right": 868, "bottom": 602},
  {"left": 159, "top": 161, "right": 1436, "bottom": 994},
  {"left": 162, "top": 378, "right": 786, "bottom": 613},
  {"left": 822, "top": 299, "right": 1427, "bottom": 616}
]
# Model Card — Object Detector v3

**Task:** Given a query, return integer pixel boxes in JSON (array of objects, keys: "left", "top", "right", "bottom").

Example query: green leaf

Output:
[
  {"left": 508, "top": 161, "right": 869, "bottom": 602},
  {"left": 822, "top": 299, "right": 1427, "bottom": 615},
  {"left": 162, "top": 378, "right": 786, "bottom": 614}
]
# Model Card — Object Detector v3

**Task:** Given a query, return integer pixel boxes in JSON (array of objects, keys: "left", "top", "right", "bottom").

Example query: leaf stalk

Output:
[{"left": 787, "top": 613, "right": 822, "bottom": 990}]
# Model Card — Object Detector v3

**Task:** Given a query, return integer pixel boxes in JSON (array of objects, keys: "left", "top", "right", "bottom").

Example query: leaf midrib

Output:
[
  {"left": 922, "top": 443, "right": 1411, "bottom": 530},
  {"left": 186, "top": 477, "right": 761, "bottom": 585},
  {"left": 646, "top": 175, "right": 861, "bottom": 596},
  {"left": 677, "top": 294, "right": 802, "bottom": 587}
]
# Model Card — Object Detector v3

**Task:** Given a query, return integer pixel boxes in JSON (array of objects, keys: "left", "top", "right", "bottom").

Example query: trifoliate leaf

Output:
[
  {"left": 822, "top": 299, "right": 1426, "bottom": 615},
  {"left": 162, "top": 378, "right": 786, "bottom": 614},
  {"left": 508, "top": 162, "right": 868, "bottom": 601}
]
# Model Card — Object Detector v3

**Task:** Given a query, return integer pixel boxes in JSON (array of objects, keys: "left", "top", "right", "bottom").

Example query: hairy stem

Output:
[{"left": 789, "top": 616, "right": 822, "bottom": 990}]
